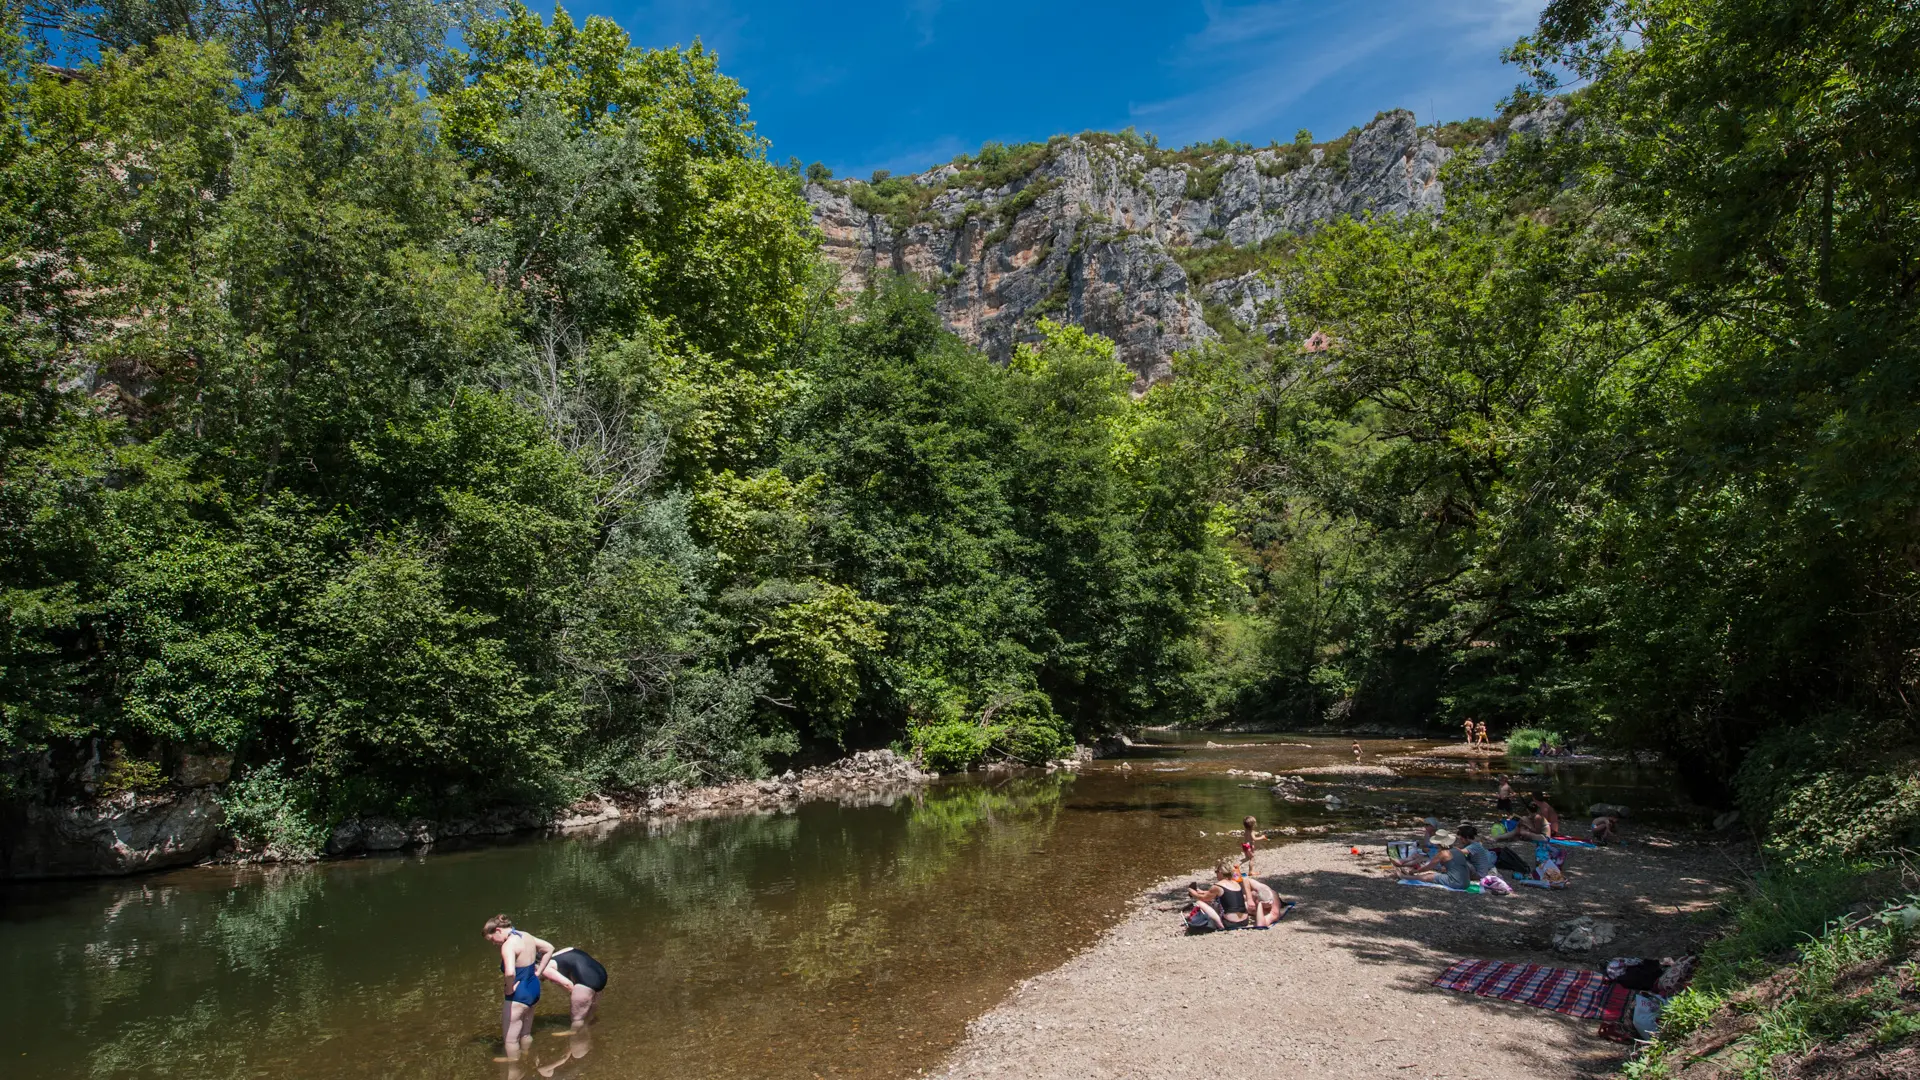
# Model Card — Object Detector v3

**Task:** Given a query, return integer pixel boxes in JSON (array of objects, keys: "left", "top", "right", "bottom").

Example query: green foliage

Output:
[
  {"left": 1735, "top": 721, "right": 1920, "bottom": 865},
  {"left": 1630, "top": 873, "right": 1920, "bottom": 1078},
  {"left": 216, "top": 762, "right": 329, "bottom": 857},
  {"left": 841, "top": 140, "right": 1055, "bottom": 234},
  {"left": 1504, "top": 728, "right": 1564, "bottom": 756},
  {"left": 1170, "top": 232, "right": 1300, "bottom": 286},
  {"left": 1696, "top": 861, "right": 1886, "bottom": 989},
  {"left": 914, "top": 720, "right": 992, "bottom": 773}
]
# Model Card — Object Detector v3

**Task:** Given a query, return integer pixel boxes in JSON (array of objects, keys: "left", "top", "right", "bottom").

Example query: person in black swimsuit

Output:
[
  {"left": 538, "top": 946, "right": 608, "bottom": 1031},
  {"left": 1185, "top": 859, "right": 1251, "bottom": 933}
]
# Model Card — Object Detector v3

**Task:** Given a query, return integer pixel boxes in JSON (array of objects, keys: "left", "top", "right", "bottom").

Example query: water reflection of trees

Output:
[{"left": 11, "top": 777, "right": 1077, "bottom": 1079}]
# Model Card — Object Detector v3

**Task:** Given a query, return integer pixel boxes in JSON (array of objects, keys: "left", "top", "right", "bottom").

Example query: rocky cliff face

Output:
[{"left": 807, "top": 106, "right": 1558, "bottom": 384}]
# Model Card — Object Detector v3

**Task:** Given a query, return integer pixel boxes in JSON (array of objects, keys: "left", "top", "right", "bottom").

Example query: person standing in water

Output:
[
  {"left": 484, "top": 915, "right": 554, "bottom": 1062},
  {"left": 538, "top": 946, "right": 609, "bottom": 1032},
  {"left": 1495, "top": 775, "right": 1515, "bottom": 817}
]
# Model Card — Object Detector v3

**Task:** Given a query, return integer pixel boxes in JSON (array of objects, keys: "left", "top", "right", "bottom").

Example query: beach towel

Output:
[
  {"left": 1548, "top": 837, "right": 1598, "bottom": 849},
  {"left": 1512, "top": 876, "right": 1567, "bottom": 889},
  {"left": 1431, "top": 959, "right": 1609, "bottom": 1018},
  {"left": 1398, "top": 879, "right": 1469, "bottom": 891}
]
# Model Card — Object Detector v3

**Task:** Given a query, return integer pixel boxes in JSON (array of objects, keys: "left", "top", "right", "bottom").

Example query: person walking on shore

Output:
[
  {"left": 1475, "top": 721, "right": 1490, "bottom": 747},
  {"left": 1462, "top": 717, "right": 1476, "bottom": 744},
  {"left": 483, "top": 915, "right": 554, "bottom": 1062}
]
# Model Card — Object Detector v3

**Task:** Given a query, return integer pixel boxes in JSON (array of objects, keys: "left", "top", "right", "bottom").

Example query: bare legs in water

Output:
[{"left": 499, "top": 999, "right": 535, "bottom": 1061}]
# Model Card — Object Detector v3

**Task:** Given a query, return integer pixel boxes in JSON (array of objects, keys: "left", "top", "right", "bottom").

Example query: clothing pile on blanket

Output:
[{"left": 1432, "top": 955, "right": 1696, "bottom": 1042}]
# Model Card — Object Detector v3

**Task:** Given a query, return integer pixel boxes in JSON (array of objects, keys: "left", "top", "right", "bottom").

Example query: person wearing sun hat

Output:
[{"left": 1389, "top": 817, "right": 1445, "bottom": 872}]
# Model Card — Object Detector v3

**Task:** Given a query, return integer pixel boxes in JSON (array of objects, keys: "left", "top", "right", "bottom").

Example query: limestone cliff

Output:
[{"left": 807, "top": 105, "right": 1559, "bottom": 384}]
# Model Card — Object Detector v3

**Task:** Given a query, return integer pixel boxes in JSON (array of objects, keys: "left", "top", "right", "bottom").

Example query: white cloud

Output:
[{"left": 1131, "top": 0, "right": 1548, "bottom": 146}]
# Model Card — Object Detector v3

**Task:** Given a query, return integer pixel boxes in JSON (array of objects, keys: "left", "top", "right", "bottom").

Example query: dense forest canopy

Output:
[{"left": 1, "top": 0, "right": 1915, "bottom": 860}]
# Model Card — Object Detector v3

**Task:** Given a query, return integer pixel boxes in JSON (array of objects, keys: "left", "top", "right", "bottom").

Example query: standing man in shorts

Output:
[
  {"left": 1462, "top": 716, "right": 1476, "bottom": 744},
  {"left": 483, "top": 915, "right": 553, "bottom": 1062},
  {"left": 539, "top": 945, "right": 610, "bottom": 1032}
]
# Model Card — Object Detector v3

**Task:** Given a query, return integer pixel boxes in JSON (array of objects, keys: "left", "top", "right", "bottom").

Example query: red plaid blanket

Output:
[
  {"left": 1431, "top": 959, "right": 1609, "bottom": 1018},
  {"left": 1595, "top": 981, "right": 1639, "bottom": 1042}
]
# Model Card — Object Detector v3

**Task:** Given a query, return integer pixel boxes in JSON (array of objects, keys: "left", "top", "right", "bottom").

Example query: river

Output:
[{"left": 0, "top": 735, "right": 1684, "bottom": 1079}]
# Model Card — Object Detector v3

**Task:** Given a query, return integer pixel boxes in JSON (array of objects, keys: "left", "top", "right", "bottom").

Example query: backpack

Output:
[{"left": 1493, "top": 846, "right": 1530, "bottom": 874}]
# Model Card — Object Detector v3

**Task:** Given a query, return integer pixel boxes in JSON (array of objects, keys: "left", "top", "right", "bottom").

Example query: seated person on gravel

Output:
[
  {"left": 1390, "top": 817, "right": 1444, "bottom": 872},
  {"left": 1512, "top": 803, "right": 1554, "bottom": 843},
  {"left": 1186, "top": 859, "right": 1251, "bottom": 932},
  {"left": 1533, "top": 795, "right": 1564, "bottom": 835},
  {"left": 1406, "top": 826, "right": 1493, "bottom": 889}
]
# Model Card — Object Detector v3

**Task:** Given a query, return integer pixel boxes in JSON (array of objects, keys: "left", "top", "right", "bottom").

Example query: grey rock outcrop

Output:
[
  {"left": 808, "top": 108, "right": 1545, "bottom": 384},
  {"left": 1551, "top": 916, "right": 1619, "bottom": 953},
  {"left": 0, "top": 790, "right": 225, "bottom": 879}
]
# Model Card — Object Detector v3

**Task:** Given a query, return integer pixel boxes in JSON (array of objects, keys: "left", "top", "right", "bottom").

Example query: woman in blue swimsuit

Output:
[{"left": 482, "top": 915, "right": 554, "bottom": 1062}]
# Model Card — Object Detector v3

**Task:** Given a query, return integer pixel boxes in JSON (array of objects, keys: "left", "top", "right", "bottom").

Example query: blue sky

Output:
[{"left": 558, "top": 1, "right": 1549, "bottom": 178}]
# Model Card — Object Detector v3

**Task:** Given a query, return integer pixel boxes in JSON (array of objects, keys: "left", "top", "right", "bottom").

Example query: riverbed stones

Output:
[{"left": 1551, "top": 916, "right": 1618, "bottom": 953}]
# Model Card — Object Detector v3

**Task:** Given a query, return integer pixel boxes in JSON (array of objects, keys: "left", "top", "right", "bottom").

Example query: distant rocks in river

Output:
[{"left": 1289, "top": 764, "right": 1399, "bottom": 777}]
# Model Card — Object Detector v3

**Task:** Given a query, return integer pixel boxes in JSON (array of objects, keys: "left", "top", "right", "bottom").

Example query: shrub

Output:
[
  {"left": 1504, "top": 727, "right": 1563, "bottom": 756},
  {"left": 1735, "top": 718, "right": 1920, "bottom": 864},
  {"left": 1696, "top": 860, "right": 1888, "bottom": 989},
  {"left": 97, "top": 755, "right": 165, "bottom": 797},
  {"left": 217, "top": 762, "right": 331, "bottom": 858},
  {"left": 914, "top": 720, "right": 991, "bottom": 773},
  {"left": 908, "top": 691, "right": 1072, "bottom": 771}
]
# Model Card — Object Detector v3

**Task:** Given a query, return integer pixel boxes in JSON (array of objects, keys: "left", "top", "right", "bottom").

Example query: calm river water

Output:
[{"left": 0, "top": 736, "right": 1686, "bottom": 1080}]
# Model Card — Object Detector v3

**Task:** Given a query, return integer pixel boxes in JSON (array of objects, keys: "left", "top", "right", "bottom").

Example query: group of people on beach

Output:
[
  {"left": 1382, "top": 775, "right": 1620, "bottom": 891},
  {"left": 482, "top": 916, "right": 609, "bottom": 1064},
  {"left": 1183, "top": 816, "right": 1295, "bottom": 932}
]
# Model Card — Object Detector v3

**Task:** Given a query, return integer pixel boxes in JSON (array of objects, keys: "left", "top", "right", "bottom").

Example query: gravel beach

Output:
[{"left": 933, "top": 830, "right": 1737, "bottom": 1080}]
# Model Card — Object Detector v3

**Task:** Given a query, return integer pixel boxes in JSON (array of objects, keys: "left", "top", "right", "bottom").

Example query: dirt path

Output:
[{"left": 933, "top": 831, "right": 1738, "bottom": 1080}]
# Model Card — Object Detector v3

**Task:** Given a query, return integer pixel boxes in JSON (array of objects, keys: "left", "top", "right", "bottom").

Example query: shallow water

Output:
[{"left": 0, "top": 736, "right": 1686, "bottom": 1080}]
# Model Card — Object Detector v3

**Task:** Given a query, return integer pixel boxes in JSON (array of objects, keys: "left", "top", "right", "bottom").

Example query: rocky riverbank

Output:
[
  {"left": 932, "top": 828, "right": 1739, "bottom": 1080},
  {"left": 2, "top": 749, "right": 935, "bottom": 878},
  {"left": 310, "top": 749, "right": 938, "bottom": 859}
]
